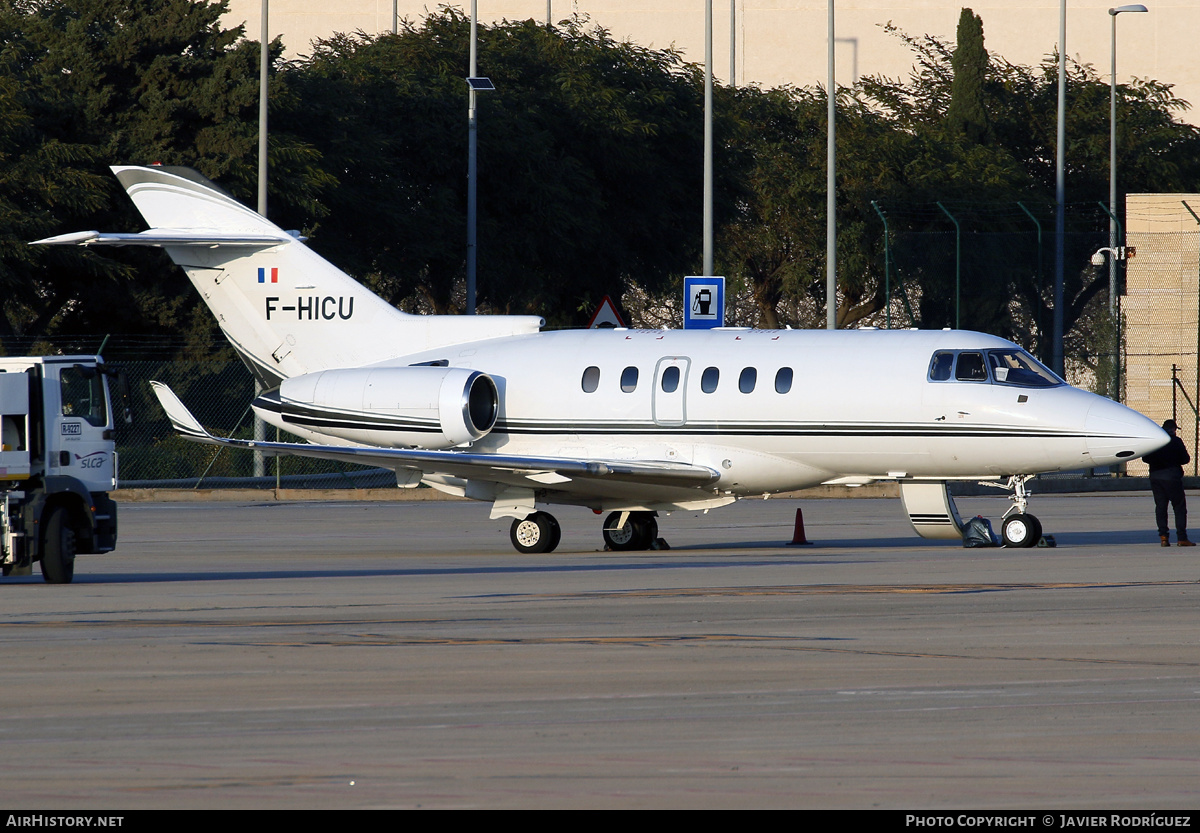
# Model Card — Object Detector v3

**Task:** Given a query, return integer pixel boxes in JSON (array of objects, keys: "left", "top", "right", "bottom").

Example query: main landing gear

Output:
[
  {"left": 1000, "top": 475, "right": 1043, "bottom": 548},
  {"left": 509, "top": 511, "right": 561, "bottom": 554},
  {"left": 507, "top": 510, "right": 665, "bottom": 554},
  {"left": 601, "top": 511, "right": 659, "bottom": 552}
]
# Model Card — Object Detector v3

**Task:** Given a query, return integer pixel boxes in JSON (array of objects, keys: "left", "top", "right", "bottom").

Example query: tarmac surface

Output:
[{"left": 3, "top": 493, "right": 1200, "bottom": 809}]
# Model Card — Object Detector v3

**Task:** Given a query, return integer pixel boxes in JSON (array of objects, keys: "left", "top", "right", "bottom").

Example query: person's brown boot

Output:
[{"left": 1179, "top": 539, "right": 1195, "bottom": 547}]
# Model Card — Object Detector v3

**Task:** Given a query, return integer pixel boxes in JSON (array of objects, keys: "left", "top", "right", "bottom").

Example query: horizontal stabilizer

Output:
[{"left": 32, "top": 230, "right": 291, "bottom": 248}]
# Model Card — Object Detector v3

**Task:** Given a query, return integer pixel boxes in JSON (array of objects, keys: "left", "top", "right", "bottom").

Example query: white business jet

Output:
[{"left": 36, "top": 166, "right": 1167, "bottom": 551}]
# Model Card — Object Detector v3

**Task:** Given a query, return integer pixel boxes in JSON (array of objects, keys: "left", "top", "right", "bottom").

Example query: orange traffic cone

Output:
[{"left": 788, "top": 507, "right": 813, "bottom": 545}]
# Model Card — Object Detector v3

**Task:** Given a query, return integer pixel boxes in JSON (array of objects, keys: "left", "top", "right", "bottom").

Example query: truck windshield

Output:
[{"left": 60, "top": 367, "right": 108, "bottom": 427}]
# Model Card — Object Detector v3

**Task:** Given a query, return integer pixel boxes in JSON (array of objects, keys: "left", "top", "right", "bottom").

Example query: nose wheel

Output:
[
  {"left": 1001, "top": 513, "right": 1042, "bottom": 548},
  {"left": 1000, "top": 475, "right": 1043, "bottom": 548}
]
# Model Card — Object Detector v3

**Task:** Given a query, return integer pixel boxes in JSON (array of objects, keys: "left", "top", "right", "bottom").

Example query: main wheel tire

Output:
[
  {"left": 1023, "top": 514, "right": 1042, "bottom": 547},
  {"left": 602, "top": 512, "right": 657, "bottom": 551},
  {"left": 1002, "top": 513, "right": 1041, "bottom": 548},
  {"left": 510, "top": 512, "right": 560, "bottom": 554},
  {"left": 545, "top": 514, "right": 562, "bottom": 552},
  {"left": 633, "top": 515, "right": 658, "bottom": 549},
  {"left": 39, "top": 506, "right": 76, "bottom": 584}
]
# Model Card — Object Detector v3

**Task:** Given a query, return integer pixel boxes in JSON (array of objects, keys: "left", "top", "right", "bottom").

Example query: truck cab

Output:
[{"left": 1, "top": 356, "right": 125, "bottom": 583}]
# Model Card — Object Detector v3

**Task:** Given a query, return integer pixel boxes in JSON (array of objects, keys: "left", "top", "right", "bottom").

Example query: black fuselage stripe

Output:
[{"left": 255, "top": 400, "right": 1116, "bottom": 441}]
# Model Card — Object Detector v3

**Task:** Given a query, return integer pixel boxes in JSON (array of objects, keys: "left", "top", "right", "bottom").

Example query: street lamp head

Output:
[{"left": 1110, "top": 5, "right": 1148, "bottom": 15}]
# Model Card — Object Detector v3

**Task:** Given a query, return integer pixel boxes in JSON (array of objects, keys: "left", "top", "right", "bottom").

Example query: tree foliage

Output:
[
  {"left": 859, "top": 10, "right": 1200, "bottom": 350},
  {"left": 276, "top": 12, "right": 707, "bottom": 322},
  {"left": 946, "top": 9, "right": 989, "bottom": 144},
  {"left": 0, "top": 0, "right": 323, "bottom": 356},
  {"left": 2, "top": 3, "right": 1200, "bottom": 362}
]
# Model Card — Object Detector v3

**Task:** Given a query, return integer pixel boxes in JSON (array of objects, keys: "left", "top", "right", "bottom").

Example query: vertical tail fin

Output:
[
  {"left": 114, "top": 165, "right": 427, "bottom": 384},
  {"left": 35, "top": 166, "right": 543, "bottom": 384}
]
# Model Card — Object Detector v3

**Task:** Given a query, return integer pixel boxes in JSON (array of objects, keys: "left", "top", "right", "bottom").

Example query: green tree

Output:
[
  {"left": 859, "top": 15, "right": 1200, "bottom": 350},
  {"left": 0, "top": 0, "right": 326, "bottom": 357},
  {"left": 946, "top": 8, "right": 989, "bottom": 143},
  {"left": 716, "top": 85, "right": 912, "bottom": 329},
  {"left": 276, "top": 12, "right": 707, "bottom": 324}
]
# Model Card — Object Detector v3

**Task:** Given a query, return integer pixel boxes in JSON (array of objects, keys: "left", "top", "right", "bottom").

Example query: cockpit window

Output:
[
  {"left": 928, "top": 348, "right": 1063, "bottom": 388},
  {"left": 987, "top": 350, "right": 1062, "bottom": 387},
  {"left": 929, "top": 352, "right": 954, "bottom": 382},
  {"left": 954, "top": 352, "right": 987, "bottom": 382}
]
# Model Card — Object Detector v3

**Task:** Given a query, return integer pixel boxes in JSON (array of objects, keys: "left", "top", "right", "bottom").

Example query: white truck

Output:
[{"left": 1, "top": 356, "right": 126, "bottom": 583}]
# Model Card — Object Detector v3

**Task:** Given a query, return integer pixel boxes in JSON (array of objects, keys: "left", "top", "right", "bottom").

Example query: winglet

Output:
[{"left": 150, "top": 382, "right": 216, "bottom": 443}]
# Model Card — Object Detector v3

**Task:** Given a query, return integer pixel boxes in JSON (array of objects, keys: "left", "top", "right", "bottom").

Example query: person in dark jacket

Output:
[{"left": 1143, "top": 419, "right": 1193, "bottom": 546}]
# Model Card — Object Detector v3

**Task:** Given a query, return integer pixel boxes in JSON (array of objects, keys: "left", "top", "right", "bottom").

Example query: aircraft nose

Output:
[{"left": 1084, "top": 398, "right": 1169, "bottom": 465}]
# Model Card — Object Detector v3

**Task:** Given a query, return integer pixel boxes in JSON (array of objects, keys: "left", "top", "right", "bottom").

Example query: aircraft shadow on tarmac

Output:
[
  {"left": 20, "top": 553, "right": 885, "bottom": 584},
  {"left": 4, "top": 527, "right": 1158, "bottom": 585}
]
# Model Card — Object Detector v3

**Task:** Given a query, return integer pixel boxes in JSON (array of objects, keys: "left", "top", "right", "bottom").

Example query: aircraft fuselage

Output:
[{"left": 251, "top": 326, "right": 1160, "bottom": 512}]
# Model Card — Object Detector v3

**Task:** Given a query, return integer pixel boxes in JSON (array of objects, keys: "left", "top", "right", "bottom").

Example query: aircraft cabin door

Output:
[{"left": 653, "top": 357, "right": 690, "bottom": 426}]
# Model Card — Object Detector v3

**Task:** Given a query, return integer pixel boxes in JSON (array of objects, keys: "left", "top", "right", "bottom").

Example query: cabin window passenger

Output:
[
  {"left": 775, "top": 367, "right": 793, "bottom": 394},
  {"left": 581, "top": 366, "right": 600, "bottom": 393},
  {"left": 954, "top": 352, "right": 988, "bottom": 382},
  {"left": 701, "top": 367, "right": 719, "bottom": 393},
  {"left": 739, "top": 367, "right": 757, "bottom": 394},
  {"left": 929, "top": 352, "right": 954, "bottom": 381},
  {"left": 661, "top": 366, "right": 680, "bottom": 393},
  {"left": 621, "top": 366, "right": 639, "bottom": 393}
]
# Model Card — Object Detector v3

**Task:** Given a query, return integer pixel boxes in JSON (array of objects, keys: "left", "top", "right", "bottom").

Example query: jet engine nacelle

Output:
[{"left": 267, "top": 366, "right": 499, "bottom": 449}]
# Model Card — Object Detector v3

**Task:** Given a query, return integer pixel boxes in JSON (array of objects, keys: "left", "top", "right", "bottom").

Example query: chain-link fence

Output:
[
  {"left": 115, "top": 358, "right": 394, "bottom": 490},
  {"left": 873, "top": 201, "right": 1111, "bottom": 378},
  {"left": 21, "top": 197, "right": 1199, "bottom": 488}
]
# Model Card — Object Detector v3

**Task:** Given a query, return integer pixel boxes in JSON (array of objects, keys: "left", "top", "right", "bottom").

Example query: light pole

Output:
[
  {"left": 826, "top": 0, "right": 836, "bottom": 330},
  {"left": 467, "top": 2, "right": 478, "bottom": 315},
  {"left": 255, "top": 0, "right": 269, "bottom": 480},
  {"left": 1109, "top": 5, "right": 1147, "bottom": 317},
  {"left": 1109, "top": 4, "right": 1147, "bottom": 405},
  {"left": 1053, "top": 0, "right": 1065, "bottom": 375},
  {"left": 703, "top": 0, "right": 713, "bottom": 278},
  {"left": 466, "top": 2, "right": 494, "bottom": 315}
]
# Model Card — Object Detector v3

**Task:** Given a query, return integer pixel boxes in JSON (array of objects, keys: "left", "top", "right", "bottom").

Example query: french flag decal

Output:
[{"left": 257, "top": 267, "right": 279, "bottom": 283}]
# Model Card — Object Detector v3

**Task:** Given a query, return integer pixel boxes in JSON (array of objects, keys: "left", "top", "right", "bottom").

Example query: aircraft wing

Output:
[{"left": 150, "top": 382, "right": 721, "bottom": 489}]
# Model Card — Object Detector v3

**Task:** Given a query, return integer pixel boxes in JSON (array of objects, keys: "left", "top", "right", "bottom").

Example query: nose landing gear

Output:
[{"left": 1000, "top": 475, "right": 1043, "bottom": 548}]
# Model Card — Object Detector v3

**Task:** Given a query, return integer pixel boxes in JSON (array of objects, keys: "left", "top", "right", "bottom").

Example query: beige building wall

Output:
[
  {"left": 1123, "top": 193, "right": 1200, "bottom": 475},
  {"left": 224, "top": 2, "right": 1198, "bottom": 123}
]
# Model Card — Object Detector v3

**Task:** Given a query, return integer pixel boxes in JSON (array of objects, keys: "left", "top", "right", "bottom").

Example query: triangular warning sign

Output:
[{"left": 587, "top": 295, "right": 625, "bottom": 329}]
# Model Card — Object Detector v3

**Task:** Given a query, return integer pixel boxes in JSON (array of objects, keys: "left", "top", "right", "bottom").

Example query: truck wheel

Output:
[{"left": 40, "top": 506, "right": 76, "bottom": 584}]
